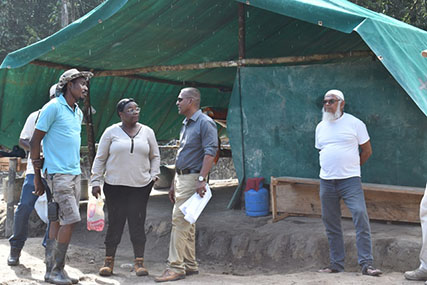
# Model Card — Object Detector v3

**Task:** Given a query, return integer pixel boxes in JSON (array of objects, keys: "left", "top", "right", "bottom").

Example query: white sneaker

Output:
[{"left": 404, "top": 268, "right": 427, "bottom": 281}]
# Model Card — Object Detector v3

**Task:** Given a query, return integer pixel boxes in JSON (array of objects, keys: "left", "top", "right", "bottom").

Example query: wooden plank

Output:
[
  {"left": 5, "top": 158, "right": 17, "bottom": 237},
  {"left": 274, "top": 176, "right": 424, "bottom": 194},
  {"left": 271, "top": 176, "right": 424, "bottom": 223},
  {"left": 0, "top": 157, "right": 25, "bottom": 172},
  {"left": 270, "top": 176, "right": 277, "bottom": 220}
]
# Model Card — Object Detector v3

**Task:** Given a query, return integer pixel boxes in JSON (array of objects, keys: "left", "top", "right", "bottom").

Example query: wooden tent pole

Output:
[
  {"left": 93, "top": 51, "right": 373, "bottom": 77},
  {"left": 238, "top": 3, "right": 246, "bottom": 60},
  {"left": 83, "top": 80, "right": 96, "bottom": 167}
]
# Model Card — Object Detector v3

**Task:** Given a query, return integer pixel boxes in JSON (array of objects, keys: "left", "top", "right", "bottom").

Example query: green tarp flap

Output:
[
  {"left": 228, "top": 60, "right": 427, "bottom": 187},
  {"left": 236, "top": 0, "right": 427, "bottom": 116}
]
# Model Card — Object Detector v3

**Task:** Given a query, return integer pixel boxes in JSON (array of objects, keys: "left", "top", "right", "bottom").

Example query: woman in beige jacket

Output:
[{"left": 91, "top": 98, "right": 160, "bottom": 277}]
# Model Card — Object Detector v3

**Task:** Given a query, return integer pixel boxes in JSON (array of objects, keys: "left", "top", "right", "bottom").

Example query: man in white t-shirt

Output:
[
  {"left": 7, "top": 84, "right": 57, "bottom": 266},
  {"left": 403, "top": 50, "right": 427, "bottom": 282},
  {"left": 315, "top": 89, "right": 382, "bottom": 276}
]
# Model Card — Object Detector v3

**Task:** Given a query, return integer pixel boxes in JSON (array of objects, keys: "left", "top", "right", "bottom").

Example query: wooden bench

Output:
[
  {"left": 0, "top": 157, "right": 26, "bottom": 172},
  {"left": 270, "top": 176, "right": 425, "bottom": 223}
]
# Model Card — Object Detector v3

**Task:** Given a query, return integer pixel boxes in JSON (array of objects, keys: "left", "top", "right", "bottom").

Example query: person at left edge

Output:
[
  {"left": 7, "top": 84, "right": 57, "bottom": 266},
  {"left": 30, "top": 69, "right": 93, "bottom": 285}
]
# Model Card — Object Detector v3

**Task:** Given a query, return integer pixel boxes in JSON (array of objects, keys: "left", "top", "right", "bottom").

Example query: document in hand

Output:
[{"left": 179, "top": 184, "right": 212, "bottom": 224}]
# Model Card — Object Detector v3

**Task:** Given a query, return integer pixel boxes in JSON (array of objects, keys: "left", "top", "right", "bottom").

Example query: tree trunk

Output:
[{"left": 61, "top": 0, "right": 69, "bottom": 28}]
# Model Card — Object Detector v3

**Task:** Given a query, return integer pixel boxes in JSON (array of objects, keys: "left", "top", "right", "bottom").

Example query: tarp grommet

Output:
[
  {"left": 377, "top": 55, "right": 383, "bottom": 61},
  {"left": 98, "top": 19, "right": 103, "bottom": 23},
  {"left": 318, "top": 21, "right": 323, "bottom": 26}
]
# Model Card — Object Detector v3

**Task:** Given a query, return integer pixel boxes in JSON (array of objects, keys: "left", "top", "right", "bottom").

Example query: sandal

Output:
[
  {"left": 318, "top": 267, "right": 339, "bottom": 273},
  {"left": 362, "top": 265, "right": 382, "bottom": 276}
]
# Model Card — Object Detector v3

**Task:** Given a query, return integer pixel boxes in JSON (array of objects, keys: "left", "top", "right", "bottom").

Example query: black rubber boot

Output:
[
  {"left": 7, "top": 247, "right": 21, "bottom": 266},
  {"left": 49, "top": 242, "right": 72, "bottom": 285},
  {"left": 44, "top": 239, "right": 55, "bottom": 282}
]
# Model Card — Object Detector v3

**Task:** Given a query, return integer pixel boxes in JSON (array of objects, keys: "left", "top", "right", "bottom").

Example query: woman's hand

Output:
[{"left": 92, "top": 186, "right": 101, "bottom": 198}]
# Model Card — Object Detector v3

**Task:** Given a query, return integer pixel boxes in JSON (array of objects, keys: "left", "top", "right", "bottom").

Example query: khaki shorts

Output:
[{"left": 46, "top": 173, "right": 81, "bottom": 225}]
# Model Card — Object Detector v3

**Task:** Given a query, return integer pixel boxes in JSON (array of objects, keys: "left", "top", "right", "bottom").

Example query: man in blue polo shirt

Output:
[{"left": 30, "top": 69, "right": 92, "bottom": 285}]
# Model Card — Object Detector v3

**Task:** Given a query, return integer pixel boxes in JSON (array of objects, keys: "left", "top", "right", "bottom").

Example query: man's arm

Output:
[
  {"left": 30, "top": 129, "right": 46, "bottom": 196},
  {"left": 196, "top": 154, "right": 215, "bottom": 197},
  {"left": 19, "top": 139, "right": 30, "bottom": 152},
  {"left": 360, "top": 140, "right": 372, "bottom": 166}
]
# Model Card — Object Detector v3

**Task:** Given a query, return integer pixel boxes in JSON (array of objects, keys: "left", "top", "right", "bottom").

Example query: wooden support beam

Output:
[
  {"left": 31, "top": 50, "right": 373, "bottom": 81},
  {"left": 92, "top": 51, "right": 373, "bottom": 77},
  {"left": 31, "top": 50, "right": 373, "bottom": 90},
  {"left": 83, "top": 80, "right": 96, "bottom": 167},
  {"left": 238, "top": 3, "right": 246, "bottom": 60},
  {"left": 5, "top": 158, "right": 17, "bottom": 237},
  {"left": 30, "top": 60, "right": 232, "bottom": 91}
]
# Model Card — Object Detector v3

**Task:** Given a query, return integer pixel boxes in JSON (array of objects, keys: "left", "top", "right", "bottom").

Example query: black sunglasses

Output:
[
  {"left": 177, "top": 97, "right": 191, "bottom": 102},
  {"left": 323, "top": 99, "right": 340, "bottom": 105}
]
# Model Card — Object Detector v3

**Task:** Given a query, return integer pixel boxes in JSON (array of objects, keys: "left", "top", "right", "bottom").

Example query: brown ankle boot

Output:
[
  {"left": 134, "top": 257, "right": 148, "bottom": 276},
  {"left": 99, "top": 256, "right": 114, "bottom": 276}
]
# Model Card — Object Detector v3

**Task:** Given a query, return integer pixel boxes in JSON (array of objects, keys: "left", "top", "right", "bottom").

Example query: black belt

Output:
[{"left": 175, "top": 168, "right": 200, "bottom": 175}]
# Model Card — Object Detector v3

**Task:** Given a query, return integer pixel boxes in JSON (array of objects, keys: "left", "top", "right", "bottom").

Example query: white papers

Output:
[
  {"left": 34, "top": 193, "right": 48, "bottom": 224},
  {"left": 179, "top": 184, "right": 212, "bottom": 224}
]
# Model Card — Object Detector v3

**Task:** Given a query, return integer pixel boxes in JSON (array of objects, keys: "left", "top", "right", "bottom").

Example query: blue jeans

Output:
[
  {"left": 8, "top": 174, "right": 50, "bottom": 249},
  {"left": 320, "top": 177, "right": 373, "bottom": 271}
]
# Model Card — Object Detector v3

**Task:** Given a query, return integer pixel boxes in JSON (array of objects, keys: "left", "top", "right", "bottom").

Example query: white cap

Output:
[
  {"left": 325, "top": 89, "right": 344, "bottom": 101},
  {"left": 49, "top": 84, "right": 58, "bottom": 98}
]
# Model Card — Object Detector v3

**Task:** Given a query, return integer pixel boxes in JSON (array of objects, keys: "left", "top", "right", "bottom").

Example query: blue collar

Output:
[{"left": 58, "top": 94, "right": 79, "bottom": 112}]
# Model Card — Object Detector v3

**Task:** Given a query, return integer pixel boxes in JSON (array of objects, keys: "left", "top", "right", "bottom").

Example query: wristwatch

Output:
[{"left": 198, "top": 175, "right": 205, "bottom": 182}]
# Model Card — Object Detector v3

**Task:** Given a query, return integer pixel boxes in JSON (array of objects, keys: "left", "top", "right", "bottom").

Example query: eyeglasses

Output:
[
  {"left": 323, "top": 99, "right": 340, "bottom": 105},
  {"left": 125, "top": 107, "right": 140, "bottom": 114}
]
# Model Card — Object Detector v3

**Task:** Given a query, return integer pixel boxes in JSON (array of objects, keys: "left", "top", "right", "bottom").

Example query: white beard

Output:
[{"left": 322, "top": 102, "right": 342, "bottom": 121}]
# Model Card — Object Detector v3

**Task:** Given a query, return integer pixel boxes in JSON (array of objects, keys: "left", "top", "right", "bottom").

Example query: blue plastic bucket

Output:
[{"left": 245, "top": 184, "right": 269, "bottom": 217}]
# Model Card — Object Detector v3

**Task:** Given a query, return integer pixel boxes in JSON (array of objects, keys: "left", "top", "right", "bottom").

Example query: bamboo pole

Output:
[
  {"left": 6, "top": 158, "right": 17, "bottom": 237},
  {"left": 93, "top": 50, "right": 373, "bottom": 77},
  {"left": 31, "top": 50, "right": 373, "bottom": 84},
  {"left": 83, "top": 80, "right": 96, "bottom": 167},
  {"left": 30, "top": 60, "right": 232, "bottom": 91},
  {"left": 238, "top": 3, "right": 246, "bottom": 60}
]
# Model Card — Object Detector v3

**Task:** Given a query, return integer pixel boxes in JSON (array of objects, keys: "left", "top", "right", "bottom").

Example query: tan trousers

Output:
[{"left": 167, "top": 173, "right": 198, "bottom": 274}]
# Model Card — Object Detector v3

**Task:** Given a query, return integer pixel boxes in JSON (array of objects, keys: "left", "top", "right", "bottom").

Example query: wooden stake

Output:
[
  {"left": 238, "top": 3, "right": 246, "bottom": 60},
  {"left": 83, "top": 80, "right": 96, "bottom": 167},
  {"left": 5, "top": 158, "right": 17, "bottom": 237}
]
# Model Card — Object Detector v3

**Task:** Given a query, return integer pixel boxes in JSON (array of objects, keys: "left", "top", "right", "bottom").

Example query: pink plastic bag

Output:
[{"left": 87, "top": 196, "right": 105, "bottom": 231}]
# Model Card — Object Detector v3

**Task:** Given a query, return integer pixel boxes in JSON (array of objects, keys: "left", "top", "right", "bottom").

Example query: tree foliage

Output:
[
  {"left": 349, "top": 0, "right": 427, "bottom": 30},
  {"left": 0, "top": 0, "right": 426, "bottom": 63},
  {"left": 0, "top": 0, "right": 104, "bottom": 61}
]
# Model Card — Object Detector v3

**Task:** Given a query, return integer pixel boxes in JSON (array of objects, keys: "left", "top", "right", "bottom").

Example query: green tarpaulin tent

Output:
[{"left": 1, "top": 0, "right": 426, "bottom": 189}]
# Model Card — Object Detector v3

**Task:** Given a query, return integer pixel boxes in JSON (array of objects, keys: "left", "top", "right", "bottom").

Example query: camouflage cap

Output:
[{"left": 56, "top": 68, "right": 93, "bottom": 91}]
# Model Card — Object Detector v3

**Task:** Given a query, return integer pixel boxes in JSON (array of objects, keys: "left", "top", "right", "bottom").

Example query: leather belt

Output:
[{"left": 175, "top": 168, "right": 200, "bottom": 175}]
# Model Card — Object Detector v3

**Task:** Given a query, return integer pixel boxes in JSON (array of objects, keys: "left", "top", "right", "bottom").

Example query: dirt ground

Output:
[
  {"left": 0, "top": 237, "right": 422, "bottom": 285},
  {"left": 0, "top": 180, "right": 425, "bottom": 284}
]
